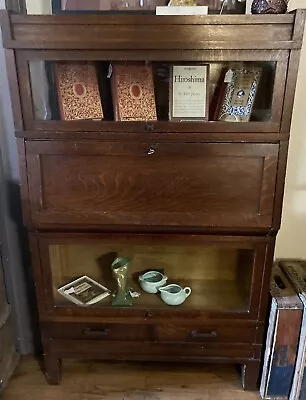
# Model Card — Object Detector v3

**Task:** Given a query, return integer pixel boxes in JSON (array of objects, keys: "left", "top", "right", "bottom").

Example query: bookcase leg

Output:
[
  {"left": 241, "top": 361, "right": 260, "bottom": 391},
  {"left": 44, "top": 354, "right": 62, "bottom": 385}
]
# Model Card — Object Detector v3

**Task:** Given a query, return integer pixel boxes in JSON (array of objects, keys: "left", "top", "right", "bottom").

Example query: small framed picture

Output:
[
  {"left": 58, "top": 275, "right": 111, "bottom": 306},
  {"left": 169, "top": 65, "right": 209, "bottom": 122}
]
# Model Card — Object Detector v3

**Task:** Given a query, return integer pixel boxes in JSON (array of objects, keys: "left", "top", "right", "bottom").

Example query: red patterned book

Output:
[
  {"left": 111, "top": 64, "right": 157, "bottom": 121},
  {"left": 54, "top": 61, "right": 104, "bottom": 121}
]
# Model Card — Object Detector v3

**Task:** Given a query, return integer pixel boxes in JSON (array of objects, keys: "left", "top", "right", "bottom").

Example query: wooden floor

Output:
[{"left": 2, "top": 356, "right": 260, "bottom": 400}]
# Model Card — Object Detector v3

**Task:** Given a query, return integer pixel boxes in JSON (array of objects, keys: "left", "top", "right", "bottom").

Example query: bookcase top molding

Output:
[{"left": 0, "top": 9, "right": 305, "bottom": 51}]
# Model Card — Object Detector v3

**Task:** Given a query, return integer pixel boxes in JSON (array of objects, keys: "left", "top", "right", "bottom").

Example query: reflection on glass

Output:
[
  {"left": 29, "top": 61, "right": 52, "bottom": 120},
  {"left": 49, "top": 242, "right": 254, "bottom": 311},
  {"left": 24, "top": 1, "right": 246, "bottom": 15}
]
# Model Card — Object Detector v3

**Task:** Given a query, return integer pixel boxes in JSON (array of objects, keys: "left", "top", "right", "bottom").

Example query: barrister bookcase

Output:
[{"left": 1, "top": 8, "right": 305, "bottom": 389}]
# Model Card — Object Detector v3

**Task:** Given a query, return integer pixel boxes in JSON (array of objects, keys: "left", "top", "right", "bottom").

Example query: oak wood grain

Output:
[{"left": 25, "top": 141, "right": 278, "bottom": 230}]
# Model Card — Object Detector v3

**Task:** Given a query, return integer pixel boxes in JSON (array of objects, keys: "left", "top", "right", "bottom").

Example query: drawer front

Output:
[
  {"left": 47, "top": 322, "right": 151, "bottom": 341},
  {"left": 26, "top": 141, "right": 278, "bottom": 229},
  {"left": 154, "top": 324, "right": 257, "bottom": 344},
  {"left": 46, "top": 322, "right": 257, "bottom": 344},
  {"left": 51, "top": 339, "right": 257, "bottom": 361}
]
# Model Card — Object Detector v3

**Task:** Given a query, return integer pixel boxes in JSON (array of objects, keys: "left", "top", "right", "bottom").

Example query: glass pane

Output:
[
  {"left": 24, "top": 1, "right": 245, "bottom": 15},
  {"left": 49, "top": 241, "right": 254, "bottom": 312},
  {"left": 29, "top": 60, "right": 276, "bottom": 124}
]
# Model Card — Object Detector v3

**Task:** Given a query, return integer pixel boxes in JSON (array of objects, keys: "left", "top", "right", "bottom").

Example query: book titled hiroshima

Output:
[
  {"left": 54, "top": 61, "right": 104, "bottom": 121},
  {"left": 111, "top": 63, "right": 157, "bottom": 122},
  {"left": 169, "top": 65, "right": 209, "bottom": 121}
]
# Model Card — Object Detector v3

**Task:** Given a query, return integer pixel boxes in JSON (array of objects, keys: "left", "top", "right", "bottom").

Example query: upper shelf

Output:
[{"left": 1, "top": 10, "right": 305, "bottom": 51}]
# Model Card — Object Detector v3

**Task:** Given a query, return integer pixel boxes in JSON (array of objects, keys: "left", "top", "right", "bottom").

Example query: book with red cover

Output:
[
  {"left": 54, "top": 61, "right": 104, "bottom": 121},
  {"left": 111, "top": 64, "right": 157, "bottom": 121}
]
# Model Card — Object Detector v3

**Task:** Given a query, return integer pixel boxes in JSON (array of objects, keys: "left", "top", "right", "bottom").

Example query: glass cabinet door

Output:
[
  {"left": 37, "top": 234, "right": 268, "bottom": 319},
  {"left": 17, "top": 52, "right": 287, "bottom": 132}
]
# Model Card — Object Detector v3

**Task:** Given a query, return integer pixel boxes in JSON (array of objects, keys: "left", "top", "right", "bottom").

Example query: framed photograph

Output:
[
  {"left": 214, "top": 67, "right": 262, "bottom": 123},
  {"left": 169, "top": 65, "right": 209, "bottom": 122},
  {"left": 58, "top": 275, "right": 111, "bottom": 306}
]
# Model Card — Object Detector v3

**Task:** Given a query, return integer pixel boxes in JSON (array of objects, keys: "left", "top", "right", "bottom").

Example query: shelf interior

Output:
[
  {"left": 29, "top": 60, "right": 275, "bottom": 123},
  {"left": 49, "top": 242, "right": 254, "bottom": 312}
]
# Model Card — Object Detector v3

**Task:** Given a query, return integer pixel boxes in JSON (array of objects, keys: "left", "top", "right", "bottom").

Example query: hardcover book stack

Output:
[
  {"left": 260, "top": 263, "right": 303, "bottom": 399},
  {"left": 49, "top": 61, "right": 262, "bottom": 123}
]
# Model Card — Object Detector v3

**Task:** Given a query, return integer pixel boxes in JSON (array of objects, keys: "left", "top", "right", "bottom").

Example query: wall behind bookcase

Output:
[
  {"left": 0, "top": 0, "right": 34, "bottom": 354},
  {"left": 275, "top": 22, "right": 306, "bottom": 260}
]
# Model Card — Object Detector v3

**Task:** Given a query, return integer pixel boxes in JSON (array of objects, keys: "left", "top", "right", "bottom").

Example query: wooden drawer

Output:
[
  {"left": 26, "top": 141, "right": 278, "bottom": 229},
  {"left": 46, "top": 322, "right": 257, "bottom": 344},
  {"left": 154, "top": 324, "right": 257, "bottom": 344},
  {"left": 47, "top": 322, "right": 151, "bottom": 341},
  {"left": 51, "top": 339, "right": 257, "bottom": 361}
]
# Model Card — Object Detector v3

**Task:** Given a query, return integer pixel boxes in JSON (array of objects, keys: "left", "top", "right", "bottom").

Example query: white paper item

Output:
[{"left": 156, "top": 6, "right": 208, "bottom": 15}]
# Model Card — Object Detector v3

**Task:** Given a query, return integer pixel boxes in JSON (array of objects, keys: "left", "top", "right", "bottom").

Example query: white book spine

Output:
[{"left": 156, "top": 6, "right": 208, "bottom": 15}]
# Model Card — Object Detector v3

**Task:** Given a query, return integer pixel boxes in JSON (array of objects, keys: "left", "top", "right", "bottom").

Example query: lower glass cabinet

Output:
[{"left": 34, "top": 234, "right": 269, "bottom": 318}]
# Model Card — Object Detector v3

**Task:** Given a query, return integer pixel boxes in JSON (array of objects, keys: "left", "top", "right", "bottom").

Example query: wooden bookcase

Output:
[{"left": 1, "top": 9, "right": 305, "bottom": 390}]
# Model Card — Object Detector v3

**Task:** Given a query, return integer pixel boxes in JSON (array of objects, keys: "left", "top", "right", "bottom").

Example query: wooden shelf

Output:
[{"left": 54, "top": 278, "right": 249, "bottom": 312}]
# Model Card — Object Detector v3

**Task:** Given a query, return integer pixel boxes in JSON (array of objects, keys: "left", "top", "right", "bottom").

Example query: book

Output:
[
  {"left": 169, "top": 64, "right": 209, "bottom": 121},
  {"left": 281, "top": 260, "right": 306, "bottom": 400},
  {"left": 54, "top": 61, "right": 104, "bottom": 121},
  {"left": 245, "top": 0, "right": 252, "bottom": 13},
  {"left": 111, "top": 64, "right": 157, "bottom": 121},
  {"left": 213, "top": 66, "right": 261, "bottom": 122},
  {"left": 156, "top": 6, "right": 208, "bottom": 14},
  {"left": 260, "top": 263, "right": 303, "bottom": 399},
  {"left": 58, "top": 276, "right": 111, "bottom": 306},
  {"left": 168, "top": 0, "right": 198, "bottom": 5}
]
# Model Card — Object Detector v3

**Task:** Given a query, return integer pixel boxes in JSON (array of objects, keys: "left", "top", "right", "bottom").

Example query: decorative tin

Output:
[
  {"left": 251, "top": 0, "right": 287, "bottom": 14},
  {"left": 214, "top": 67, "right": 261, "bottom": 123}
]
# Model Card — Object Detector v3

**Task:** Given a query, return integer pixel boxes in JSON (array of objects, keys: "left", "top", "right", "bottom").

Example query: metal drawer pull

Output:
[
  {"left": 83, "top": 328, "right": 110, "bottom": 337},
  {"left": 191, "top": 330, "right": 218, "bottom": 339}
]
